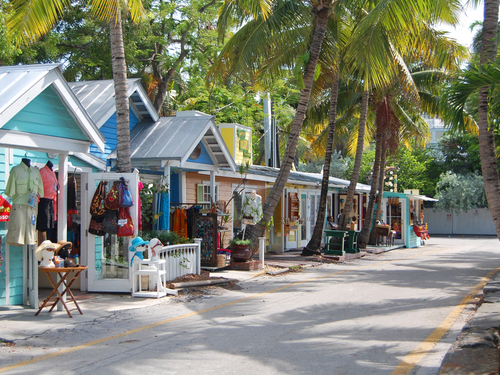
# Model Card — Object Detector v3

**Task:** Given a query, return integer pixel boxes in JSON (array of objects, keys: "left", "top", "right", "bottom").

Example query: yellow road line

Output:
[
  {"left": 391, "top": 266, "right": 500, "bottom": 375},
  {"left": 0, "top": 247, "right": 465, "bottom": 373}
]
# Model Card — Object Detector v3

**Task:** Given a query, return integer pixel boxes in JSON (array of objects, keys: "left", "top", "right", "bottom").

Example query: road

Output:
[{"left": 1, "top": 236, "right": 500, "bottom": 374}]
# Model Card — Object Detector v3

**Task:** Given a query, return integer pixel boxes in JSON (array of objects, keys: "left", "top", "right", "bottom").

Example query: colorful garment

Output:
[
  {"left": 138, "top": 181, "right": 144, "bottom": 230},
  {"left": 39, "top": 164, "right": 58, "bottom": 222}
]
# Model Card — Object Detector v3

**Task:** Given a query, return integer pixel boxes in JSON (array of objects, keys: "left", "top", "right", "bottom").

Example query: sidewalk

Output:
[
  {"left": 439, "top": 271, "right": 500, "bottom": 374},
  {"left": 1, "top": 265, "right": 270, "bottom": 342}
]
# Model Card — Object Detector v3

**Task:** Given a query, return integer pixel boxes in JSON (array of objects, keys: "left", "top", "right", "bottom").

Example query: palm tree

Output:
[
  {"left": 477, "top": 0, "right": 500, "bottom": 238},
  {"left": 212, "top": 0, "right": 334, "bottom": 249},
  {"left": 357, "top": 66, "right": 466, "bottom": 248},
  {"left": 338, "top": 0, "right": 464, "bottom": 230},
  {"left": 306, "top": 0, "right": 466, "bottom": 251},
  {"left": 7, "top": 0, "right": 144, "bottom": 172}
]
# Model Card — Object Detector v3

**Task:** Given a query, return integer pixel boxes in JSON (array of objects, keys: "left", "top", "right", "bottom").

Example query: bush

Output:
[
  {"left": 434, "top": 171, "right": 487, "bottom": 213},
  {"left": 138, "top": 230, "right": 191, "bottom": 245}
]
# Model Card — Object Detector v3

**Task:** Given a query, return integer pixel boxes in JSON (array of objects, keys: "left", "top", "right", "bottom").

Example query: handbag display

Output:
[
  {"left": 90, "top": 181, "right": 108, "bottom": 217},
  {"left": 105, "top": 181, "right": 121, "bottom": 210},
  {"left": 89, "top": 216, "right": 105, "bottom": 236},
  {"left": 117, "top": 207, "right": 134, "bottom": 237},
  {"left": 102, "top": 209, "right": 119, "bottom": 234},
  {"left": 119, "top": 177, "right": 134, "bottom": 207}
]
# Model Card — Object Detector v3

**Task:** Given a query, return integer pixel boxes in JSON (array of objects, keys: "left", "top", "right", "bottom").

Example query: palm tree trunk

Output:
[
  {"left": 339, "top": 90, "right": 369, "bottom": 230},
  {"left": 358, "top": 122, "right": 383, "bottom": 249},
  {"left": 245, "top": 3, "right": 331, "bottom": 249},
  {"left": 478, "top": 0, "right": 500, "bottom": 238},
  {"left": 369, "top": 129, "right": 388, "bottom": 245},
  {"left": 110, "top": 11, "right": 132, "bottom": 173},
  {"left": 302, "top": 70, "right": 340, "bottom": 256}
]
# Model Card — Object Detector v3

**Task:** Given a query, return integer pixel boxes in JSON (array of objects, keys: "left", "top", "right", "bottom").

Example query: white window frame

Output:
[{"left": 197, "top": 182, "right": 220, "bottom": 204}]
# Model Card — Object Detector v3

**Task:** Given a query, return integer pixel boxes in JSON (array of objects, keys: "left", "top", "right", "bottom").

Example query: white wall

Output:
[{"left": 425, "top": 208, "right": 496, "bottom": 235}]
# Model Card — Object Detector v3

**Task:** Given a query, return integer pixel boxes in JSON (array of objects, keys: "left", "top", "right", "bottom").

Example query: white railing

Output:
[{"left": 156, "top": 242, "right": 201, "bottom": 281}]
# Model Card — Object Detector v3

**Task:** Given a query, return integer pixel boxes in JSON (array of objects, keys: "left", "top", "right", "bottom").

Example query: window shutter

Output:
[{"left": 197, "top": 184, "right": 204, "bottom": 203}]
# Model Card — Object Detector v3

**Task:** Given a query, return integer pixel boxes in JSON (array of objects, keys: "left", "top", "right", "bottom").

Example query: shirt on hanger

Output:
[{"left": 39, "top": 165, "right": 58, "bottom": 199}]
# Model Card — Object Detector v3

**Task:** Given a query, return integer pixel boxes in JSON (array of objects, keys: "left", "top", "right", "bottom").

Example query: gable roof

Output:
[
  {"left": 69, "top": 78, "right": 159, "bottom": 128},
  {"left": 0, "top": 63, "right": 105, "bottom": 153},
  {"left": 109, "top": 115, "right": 237, "bottom": 172}
]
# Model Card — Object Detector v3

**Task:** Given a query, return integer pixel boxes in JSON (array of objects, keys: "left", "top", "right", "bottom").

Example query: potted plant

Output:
[{"left": 229, "top": 238, "right": 253, "bottom": 262}]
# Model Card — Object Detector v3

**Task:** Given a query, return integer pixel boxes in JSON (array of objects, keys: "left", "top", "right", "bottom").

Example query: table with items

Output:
[{"left": 35, "top": 266, "right": 88, "bottom": 318}]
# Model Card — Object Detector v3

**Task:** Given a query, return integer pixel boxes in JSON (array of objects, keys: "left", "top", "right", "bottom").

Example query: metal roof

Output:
[
  {"left": 248, "top": 165, "right": 371, "bottom": 191},
  {"left": 69, "top": 78, "right": 159, "bottom": 128},
  {"left": 109, "top": 116, "right": 236, "bottom": 172},
  {"left": 0, "top": 63, "right": 105, "bottom": 153}
]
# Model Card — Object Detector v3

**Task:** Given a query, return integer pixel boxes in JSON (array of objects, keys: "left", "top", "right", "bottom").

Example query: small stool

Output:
[{"left": 388, "top": 231, "right": 396, "bottom": 246}]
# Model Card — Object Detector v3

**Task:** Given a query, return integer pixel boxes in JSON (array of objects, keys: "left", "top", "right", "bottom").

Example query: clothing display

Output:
[
  {"left": 242, "top": 190, "right": 263, "bottom": 225},
  {"left": 138, "top": 181, "right": 144, "bottom": 230},
  {"left": 36, "top": 198, "right": 55, "bottom": 231},
  {"left": 38, "top": 162, "right": 58, "bottom": 229},
  {"left": 67, "top": 174, "right": 78, "bottom": 215},
  {"left": 171, "top": 208, "right": 188, "bottom": 238},
  {"left": 5, "top": 160, "right": 44, "bottom": 246}
]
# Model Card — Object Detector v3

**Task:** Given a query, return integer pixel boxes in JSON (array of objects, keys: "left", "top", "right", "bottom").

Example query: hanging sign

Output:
[{"left": 0, "top": 196, "right": 12, "bottom": 221}]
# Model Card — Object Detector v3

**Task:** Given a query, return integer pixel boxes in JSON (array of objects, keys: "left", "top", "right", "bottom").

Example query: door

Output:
[
  {"left": 300, "top": 193, "right": 308, "bottom": 247},
  {"left": 301, "top": 190, "right": 320, "bottom": 245},
  {"left": 82, "top": 172, "right": 139, "bottom": 293},
  {"left": 285, "top": 190, "right": 299, "bottom": 249}
]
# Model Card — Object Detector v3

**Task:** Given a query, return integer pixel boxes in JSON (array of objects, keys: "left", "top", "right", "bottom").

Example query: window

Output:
[{"left": 197, "top": 183, "right": 219, "bottom": 203}]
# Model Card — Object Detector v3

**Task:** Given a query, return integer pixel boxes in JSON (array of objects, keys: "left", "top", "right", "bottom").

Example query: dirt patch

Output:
[
  {"left": 0, "top": 339, "right": 15, "bottom": 347},
  {"left": 167, "top": 273, "right": 225, "bottom": 284},
  {"left": 316, "top": 255, "right": 342, "bottom": 264}
]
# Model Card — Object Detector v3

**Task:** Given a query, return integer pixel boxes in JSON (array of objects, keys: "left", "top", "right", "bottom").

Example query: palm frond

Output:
[{"left": 7, "top": 0, "right": 70, "bottom": 45}]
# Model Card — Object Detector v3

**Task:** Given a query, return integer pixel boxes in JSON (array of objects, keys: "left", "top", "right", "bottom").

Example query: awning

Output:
[{"left": 408, "top": 194, "right": 438, "bottom": 202}]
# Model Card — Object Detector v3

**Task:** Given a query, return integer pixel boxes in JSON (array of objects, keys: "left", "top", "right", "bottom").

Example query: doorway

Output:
[{"left": 82, "top": 173, "right": 139, "bottom": 293}]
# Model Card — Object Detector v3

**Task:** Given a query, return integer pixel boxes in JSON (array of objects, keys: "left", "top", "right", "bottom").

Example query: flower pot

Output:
[{"left": 231, "top": 244, "right": 252, "bottom": 262}]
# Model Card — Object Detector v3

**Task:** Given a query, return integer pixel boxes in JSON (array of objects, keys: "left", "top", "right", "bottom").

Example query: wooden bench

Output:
[{"left": 324, "top": 230, "right": 360, "bottom": 255}]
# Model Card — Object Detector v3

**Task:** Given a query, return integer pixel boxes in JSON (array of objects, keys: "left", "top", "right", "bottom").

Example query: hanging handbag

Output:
[
  {"left": 105, "top": 181, "right": 121, "bottom": 210},
  {"left": 89, "top": 216, "right": 105, "bottom": 236},
  {"left": 102, "top": 209, "right": 119, "bottom": 234},
  {"left": 90, "top": 181, "right": 107, "bottom": 217},
  {"left": 119, "top": 177, "right": 134, "bottom": 207},
  {"left": 117, "top": 207, "right": 135, "bottom": 237}
]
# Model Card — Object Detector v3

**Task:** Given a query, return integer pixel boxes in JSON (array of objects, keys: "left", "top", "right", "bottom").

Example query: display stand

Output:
[
  {"left": 35, "top": 266, "right": 88, "bottom": 318},
  {"left": 375, "top": 225, "right": 391, "bottom": 246},
  {"left": 132, "top": 259, "right": 177, "bottom": 298},
  {"left": 193, "top": 213, "right": 218, "bottom": 268}
]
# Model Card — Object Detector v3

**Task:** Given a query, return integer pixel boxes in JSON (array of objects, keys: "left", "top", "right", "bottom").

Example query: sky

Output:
[{"left": 439, "top": 1, "right": 484, "bottom": 50}]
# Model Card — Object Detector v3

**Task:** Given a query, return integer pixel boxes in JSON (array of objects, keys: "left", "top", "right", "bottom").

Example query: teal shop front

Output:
[{"left": 0, "top": 64, "right": 105, "bottom": 307}]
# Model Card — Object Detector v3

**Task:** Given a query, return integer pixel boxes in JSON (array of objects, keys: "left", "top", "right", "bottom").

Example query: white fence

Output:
[
  {"left": 156, "top": 242, "right": 201, "bottom": 281},
  {"left": 425, "top": 208, "right": 496, "bottom": 236}
]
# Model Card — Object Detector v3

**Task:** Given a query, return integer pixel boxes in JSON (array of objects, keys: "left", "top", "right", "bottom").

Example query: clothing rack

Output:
[{"left": 170, "top": 203, "right": 210, "bottom": 207}]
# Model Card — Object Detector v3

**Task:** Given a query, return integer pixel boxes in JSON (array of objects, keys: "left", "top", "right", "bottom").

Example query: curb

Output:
[{"left": 439, "top": 272, "right": 500, "bottom": 374}]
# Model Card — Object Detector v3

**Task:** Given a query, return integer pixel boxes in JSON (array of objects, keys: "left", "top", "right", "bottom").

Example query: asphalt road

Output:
[{"left": 1, "top": 236, "right": 500, "bottom": 375}]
